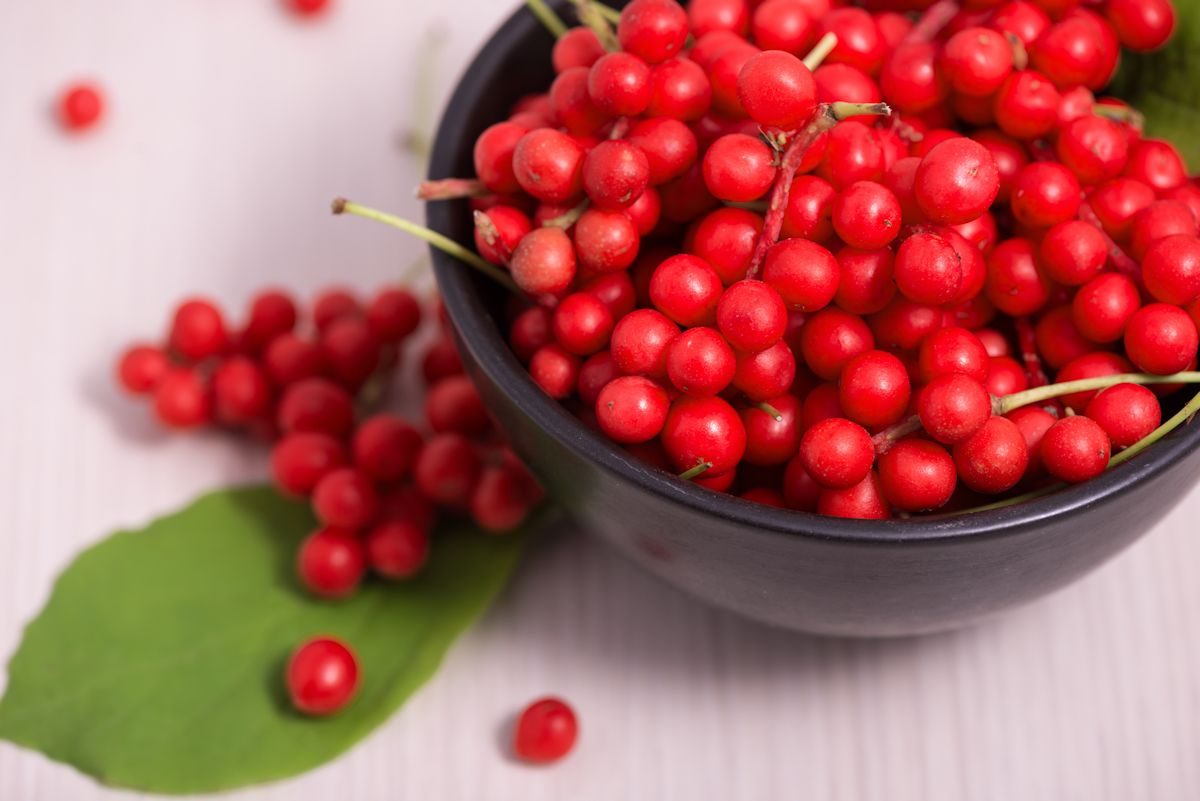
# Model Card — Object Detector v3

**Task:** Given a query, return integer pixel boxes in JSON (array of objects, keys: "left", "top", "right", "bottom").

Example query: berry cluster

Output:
[
  {"left": 117, "top": 287, "right": 544, "bottom": 716},
  {"left": 385, "top": 0, "right": 1199, "bottom": 521}
]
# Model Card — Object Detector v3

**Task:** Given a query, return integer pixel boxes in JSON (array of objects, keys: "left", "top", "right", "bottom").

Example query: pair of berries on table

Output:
[{"left": 386, "top": 0, "right": 1199, "bottom": 523}]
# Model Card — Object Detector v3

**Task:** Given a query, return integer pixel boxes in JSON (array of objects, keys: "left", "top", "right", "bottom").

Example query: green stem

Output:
[
  {"left": 525, "top": 0, "right": 569, "bottom": 37},
  {"left": 332, "top": 198, "right": 521, "bottom": 295},
  {"left": 542, "top": 198, "right": 590, "bottom": 229},
  {"left": 593, "top": 2, "right": 621, "bottom": 25},
  {"left": 993, "top": 372, "right": 1200, "bottom": 415},
  {"left": 802, "top": 32, "right": 838, "bottom": 71},
  {"left": 568, "top": 0, "right": 619, "bottom": 50},
  {"left": 678, "top": 461, "right": 712, "bottom": 481},
  {"left": 757, "top": 402, "right": 783, "bottom": 422},
  {"left": 1110, "top": 387, "right": 1200, "bottom": 466}
]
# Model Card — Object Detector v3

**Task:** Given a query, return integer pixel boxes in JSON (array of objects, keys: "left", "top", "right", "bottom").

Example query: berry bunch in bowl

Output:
[{"left": 343, "top": 0, "right": 1200, "bottom": 523}]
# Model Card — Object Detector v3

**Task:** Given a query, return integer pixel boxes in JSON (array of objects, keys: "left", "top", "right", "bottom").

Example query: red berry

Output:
[
  {"left": 1106, "top": 0, "right": 1175, "bottom": 51},
  {"left": 1010, "top": 162, "right": 1081, "bottom": 228},
  {"left": 752, "top": 0, "right": 816, "bottom": 54},
  {"left": 627, "top": 117, "right": 699, "bottom": 184},
  {"left": 169, "top": 298, "right": 228, "bottom": 361},
  {"left": 817, "top": 472, "right": 891, "bottom": 520},
  {"left": 838, "top": 349, "right": 911, "bottom": 427},
  {"left": 153, "top": 368, "right": 212, "bottom": 429},
  {"left": 242, "top": 290, "right": 298, "bottom": 352},
  {"left": 648, "top": 58, "right": 713, "bottom": 121},
  {"left": 574, "top": 211, "right": 641, "bottom": 274},
  {"left": 666, "top": 327, "right": 736, "bottom": 396},
  {"left": 514, "top": 697, "right": 578, "bottom": 763},
  {"left": 313, "top": 468, "right": 379, "bottom": 530},
  {"left": 287, "top": 0, "right": 332, "bottom": 15},
  {"left": 799, "top": 308, "right": 875, "bottom": 379},
  {"left": 272, "top": 432, "right": 347, "bottom": 496},
  {"left": 474, "top": 122, "right": 529, "bottom": 195},
  {"left": 365, "top": 520, "right": 429, "bottom": 579},
  {"left": 649, "top": 255, "right": 724, "bottom": 327},
  {"left": 296, "top": 527, "right": 366, "bottom": 598},
  {"left": 1038, "top": 220, "right": 1107, "bottom": 286},
  {"left": 510, "top": 227, "right": 577, "bottom": 296},
  {"left": 914, "top": 137, "right": 1000, "bottom": 225},
  {"left": 530, "top": 344, "right": 582, "bottom": 398},
  {"left": 894, "top": 231, "right": 962, "bottom": 305},
  {"left": 1142, "top": 235, "right": 1200, "bottom": 306},
  {"left": 1124, "top": 138, "right": 1187, "bottom": 192},
  {"left": 952, "top": 415, "right": 1028, "bottom": 493},
  {"left": 353, "top": 415, "right": 423, "bottom": 483},
  {"left": 414, "top": 433, "right": 482, "bottom": 508},
  {"left": 986, "top": 355, "right": 1028, "bottom": 397},
  {"left": 588, "top": 52, "right": 653, "bottom": 116},
  {"left": 365, "top": 287, "right": 421, "bottom": 343},
  {"left": 618, "top": 0, "right": 689, "bottom": 63},
  {"left": 277, "top": 378, "right": 354, "bottom": 437},
  {"left": 611, "top": 308, "right": 679, "bottom": 378},
  {"left": 831, "top": 181, "right": 902, "bottom": 250},
  {"left": 799, "top": 417, "right": 874, "bottom": 489},
  {"left": 986, "top": 238, "right": 1053, "bottom": 317},
  {"left": 1085, "top": 383, "right": 1161, "bottom": 448},
  {"left": 553, "top": 28, "right": 606, "bottom": 73},
  {"left": 1040, "top": 416, "right": 1111, "bottom": 484},
  {"left": 1072, "top": 272, "right": 1141, "bottom": 343},
  {"left": 423, "top": 338, "right": 466, "bottom": 384},
  {"left": 59, "top": 83, "right": 103, "bottom": 130},
  {"left": 877, "top": 439, "right": 956, "bottom": 512},
  {"left": 595, "top": 375, "right": 671, "bottom": 443},
  {"left": 918, "top": 327, "right": 989, "bottom": 383},
  {"left": 661, "top": 395, "right": 746, "bottom": 476},
  {"left": 740, "top": 394, "right": 802, "bottom": 466},
  {"left": 286, "top": 637, "right": 358, "bottom": 717},
  {"left": 1055, "top": 115, "right": 1129, "bottom": 186},
  {"left": 941, "top": 27, "right": 1013, "bottom": 97},
  {"left": 994, "top": 70, "right": 1060, "bottom": 141},
  {"left": 918, "top": 374, "right": 993, "bottom": 445},
  {"left": 834, "top": 247, "right": 896, "bottom": 315},
  {"left": 313, "top": 288, "right": 361, "bottom": 332},
  {"left": 583, "top": 141, "right": 651, "bottom": 210},
  {"left": 690, "top": 208, "right": 764, "bottom": 285},
  {"left": 212, "top": 356, "right": 272, "bottom": 424},
  {"left": 733, "top": 340, "right": 796, "bottom": 401},
  {"left": 737, "top": 50, "right": 816, "bottom": 130},
  {"left": 513, "top": 129, "right": 585, "bottom": 203},
  {"left": 425, "top": 376, "right": 491, "bottom": 437},
  {"left": 716, "top": 280, "right": 788, "bottom": 352},
  {"left": 264, "top": 333, "right": 325, "bottom": 387},
  {"left": 817, "top": 7, "right": 885, "bottom": 74},
  {"left": 117, "top": 344, "right": 170, "bottom": 395},
  {"left": 470, "top": 465, "right": 538, "bottom": 533},
  {"left": 1123, "top": 303, "right": 1199, "bottom": 375},
  {"left": 702, "top": 134, "right": 776, "bottom": 202}
]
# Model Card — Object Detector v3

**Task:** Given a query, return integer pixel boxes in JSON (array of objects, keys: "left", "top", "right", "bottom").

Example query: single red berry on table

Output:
[
  {"left": 514, "top": 697, "right": 578, "bottom": 763},
  {"left": 287, "top": 0, "right": 332, "bottom": 16},
  {"left": 287, "top": 637, "right": 358, "bottom": 717},
  {"left": 59, "top": 83, "right": 103, "bottom": 130}
]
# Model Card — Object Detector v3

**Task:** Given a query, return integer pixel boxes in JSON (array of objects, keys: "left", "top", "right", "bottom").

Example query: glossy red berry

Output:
[
  {"left": 552, "top": 292, "right": 616, "bottom": 355},
  {"left": 918, "top": 327, "right": 989, "bottom": 383},
  {"left": 588, "top": 52, "right": 653, "bottom": 116},
  {"left": 470, "top": 464, "right": 539, "bottom": 533},
  {"left": 510, "top": 227, "right": 577, "bottom": 297},
  {"left": 733, "top": 340, "right": 796, "bottom": 400},
  {"left": 1040, "top": 416, "right": 1111, "bottom": 484},
  {"left": 952, "top": 416, "right": 1028, "bottom": 493},
  {"left": 513, "top": 129, "right": 585, "bottom": 203},
  {"left": 702, "top": 134, "right": 776, "bottom": 202},
  {"left": 649, "top": 255, "right": 723, "bottom": 327},
  {"left": 763, "top": 239, "right": 839, "bottom": 311},
  {"left": 212, "top": 357, "right": 272, "bottom": 424},
  {"left": 1072, "top": 272, "right": 1141, "bottom": 343},
  {"left": 596, "top": 375, "right": 671, "bottom": 443},
  {"left": 313, "top": 468, "right": 379, "bottom": 530},
  {"left": 59, "top": 83, "right": 104, "bottom": 130},
  {"left": 877, "top": 439, "right": 957, "bottom": 512},
  {"left": 740, "top": 394, "right": 802, "bottom": 466},
  {"left": 941, "top": 27, "right": 1013, "bottom": 97},
  {"left": 914, "top": 137, "right": 1000, "bottom": 225},
  {"left": 661, "top": 395, "right": 746, "bottom": 476},
  {"left": 838, "top": 349, "right": 911, "bottom": 427},
  {"left": 798, "top": 417, "right": 874, "bottom": 489},
  {"left": 365, "top": 287, "right": 421, "bottom": 343},
  {"left": 799, "top": 308, "right": 875, "bottom": 379},
  {"left": 665, "top": 327, "right": 736, "bottom": 396},
  {"left": 1142, "top": 234, "right": 1200, "bottom": 305},
  {"left": 242, "top": 290, "right": 298, "bottom": 352},
  {"left": 1106, "top": 0, "right": 1176, "bottom": 51},
  {"left": 296, "top": 527, "right": 367, "bottom": 598},
  {"left": 611, "top": 308, "right": 679, "bottom": 378},
  {"left": 414, "top": 433, "right": 482, "bottom": 508},
  {"left": 1123, "top": 303, "right": 1199, "bottom": 375},
  {"left": 894, "top": 231, "right": 962, "bottom": 305},
  {"left": 817, "top": 472, "right": 891, "bottom": 519},
  {"left": 1085, "top": 383, "right": 1161, "bottom": 448},
  {"left": 553, "top": 28, "right": 606, "bottom": 73},
  {"left": 918, "top": 374, "right": 993, "bottom": 445},
  {"left": 1038, "top": 220, "right": 1107, "bottom": 286},
  {"left": 1056, "top": 115, "right": 1129, "bottom": 186},
  {"left": 716, "top": 280, "right": 788, "bottom": 352},
  {"left": 834, "top": 247, "right": 895, "bottom": 315},
  {"left": 264, "top": 333, "right": 326, "bottom": 387},
  {"left": 286, "top": 637, "right": 359, "bottom": 717},
  {"left": 1010, "top": 162, "right": 1081, "bottom": 228},
  {"left": 514, "top": 697, "right": 578, "bottom": 763},
  {"left": 831, "top": 181, "right": 901, "bottom": 250},
  {"left": 737, "top": 50, "right": 816, "bottom": 130},
  {"left": 353, "top": 415, "right": 422, "bottom": 483},
  {"left": 583, "top": 141, "right": 651, "bottom": 210}
]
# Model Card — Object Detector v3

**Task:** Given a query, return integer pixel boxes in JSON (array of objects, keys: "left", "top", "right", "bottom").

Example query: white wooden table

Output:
[{"left": 2, "top": 2, "right": 1198, "bottom": 799}]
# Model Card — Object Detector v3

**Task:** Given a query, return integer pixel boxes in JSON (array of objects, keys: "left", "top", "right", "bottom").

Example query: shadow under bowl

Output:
[{"left": 424, "top": 1, "right": 1200, "bottom": 636}]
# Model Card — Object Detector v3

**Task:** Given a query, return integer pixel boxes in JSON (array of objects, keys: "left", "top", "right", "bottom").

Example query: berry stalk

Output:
[
  {"left": 1078, "top": 201, "right": 1141, "bottom": 277},
  {"left": 416, "top": 178, "right": 488, "bottom": 201},
  {"left": 904, "top": 0, "right": 960, "bottom": 44},
  {"left": 1014, "top": 316, "right": 1050, "bottom": 388},
  {"left": 992, "top": 371, "right": 1200, "bottom": 415},
  {"left": 568, "top": 0, "right": 619, "bottom": 51},
  {"left": 746, "top": 101, "right": 892, "bottom": 279},
  {"left": 678, "top": 460, "right": 712, "bottom": 481},
  {"left": 802, "top": 32, "right": 838, "bottom": 71},
  {"left": 962, "top": 387, "right": 1200, "bottom": 514},
  {"left": 332, "top": 198, "right": 521, "bottom": 294},
  {"left": 525, "top": 0, "right": 569, "bottom": 38}
]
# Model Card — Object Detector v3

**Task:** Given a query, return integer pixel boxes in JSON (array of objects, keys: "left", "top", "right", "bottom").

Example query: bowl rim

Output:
[{"left": 425, "top": 0, "right": 1200, "bottom": 547}]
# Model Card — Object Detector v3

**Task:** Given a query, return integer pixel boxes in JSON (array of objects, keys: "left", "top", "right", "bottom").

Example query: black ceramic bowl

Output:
[{"left": 425, "top": 2, "right": 1200, "bottom": 636}]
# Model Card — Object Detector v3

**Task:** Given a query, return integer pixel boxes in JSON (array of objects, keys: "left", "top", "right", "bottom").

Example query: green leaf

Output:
[
  {"left": 0, "top": 485, "right": 536, "bottom": 794},
  {"left": 1112, "top": 0, "right": 1200, "bottom": 169}
]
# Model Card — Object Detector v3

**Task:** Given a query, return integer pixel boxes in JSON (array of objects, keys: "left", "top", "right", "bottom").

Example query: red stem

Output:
[
  {"left": 904, "top": 0, "right": 960, "bottom": 44},
  {"left": 416, "top": 178, "right": 488, "bottom": 201},
  {"left": 1014, "top": 316, "right": 1062, "bottom": 415},
  {"left": 1078, "top": 201, "right": 1141, "bottom": 277}
]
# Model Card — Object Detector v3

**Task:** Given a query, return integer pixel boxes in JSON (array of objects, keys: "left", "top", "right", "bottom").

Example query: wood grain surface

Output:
[{"left": 1, "top": 1, "right": 1198, "bottom": 799}]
